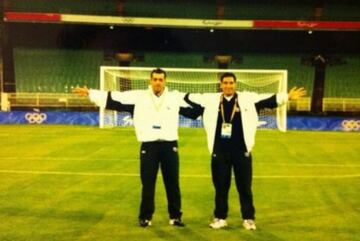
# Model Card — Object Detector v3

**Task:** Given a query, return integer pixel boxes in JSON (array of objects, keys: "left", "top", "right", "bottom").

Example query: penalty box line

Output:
[{"left": 2, "top": 157, "right": 360, "bottom": 168}]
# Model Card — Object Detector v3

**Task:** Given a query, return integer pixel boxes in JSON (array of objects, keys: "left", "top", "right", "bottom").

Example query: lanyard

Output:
[{"left": 220, "top": 94, "right": 238, "bottom": 123}]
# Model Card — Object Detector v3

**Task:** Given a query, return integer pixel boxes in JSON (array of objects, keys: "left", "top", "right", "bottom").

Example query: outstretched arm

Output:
[
  {"left": 105, "top": 92, "right": 135, "bottom": 115},
  {"left": 73, "top": 87, "right": 135, "bottom": 114},
  {"left": 72, "top": 86, "right": 90, "bottom": 97},
  {"left": 73, "top": 86, "right": 140, "bottom": 108},
  {"left": 288, "top": 86, "right": 307, "bottom": 101},
  {"left": 255, "top": 95, "right": 278, "bottom": 113},
  {"left": 255, "top": 87, "right": 307, "bottom": 112},
  {"left": 179, "top": 93, "right": 204, "bottom": 119},
  {"left": 73, "top": 86, "right": 107, "bottom": 108}
]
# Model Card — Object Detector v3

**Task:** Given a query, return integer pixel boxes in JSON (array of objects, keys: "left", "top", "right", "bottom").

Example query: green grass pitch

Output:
[{"left": 0, "top": 125, "right": 359, "bottom": 241}]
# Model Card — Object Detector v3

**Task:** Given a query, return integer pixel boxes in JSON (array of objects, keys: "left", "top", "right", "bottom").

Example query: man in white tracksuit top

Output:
[
  {"left": 188, "top": 72, "right": 306, "bottom": 230},
  {"left": 73, "top": 68, "right": 189, "bottom": 228}
]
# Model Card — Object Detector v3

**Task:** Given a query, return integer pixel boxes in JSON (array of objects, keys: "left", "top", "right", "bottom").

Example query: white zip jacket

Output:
[
  {"left": 188, "top": 92, "right": 288, "bottom": 154},
  {"left": 89, "top": 86, "right": 188, "bottom": 142}
]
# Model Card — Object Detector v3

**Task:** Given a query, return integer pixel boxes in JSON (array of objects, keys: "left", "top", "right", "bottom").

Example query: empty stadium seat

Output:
[
  {"left": 230, "top": 54, "right": 314, "bottom": 96},
  {"left": 130, "top": 52, "right": 217, "bottom": 68},
  {"left": 7, "top": 0, "right": 360, "bottom": 21},
  {"left": 14, "top": 48, "right": 103, "bottom": 92},
  {"left": 325, "top": 56, "right": 360, "bottom": 97},
  {"left": 13, "top": 49, "right": 359, "bottom": 98}
]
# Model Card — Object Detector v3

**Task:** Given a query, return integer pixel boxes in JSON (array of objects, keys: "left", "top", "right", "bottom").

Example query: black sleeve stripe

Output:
[
  {"left": 255, "top": 95, "right": 278, "bottom": 113},
  {"left": 105, "top": 92, "right": 135, "bottom": 116},
  {"left": 179, "top": 93, "right": 204, "bottom": 119}
]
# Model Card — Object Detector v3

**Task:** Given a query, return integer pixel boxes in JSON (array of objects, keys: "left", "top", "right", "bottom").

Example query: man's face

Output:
[
  {"left": 220, "top": 76, "right": 236, "bottom": 96},
  {"left": 150, "top": 73, "right": 166, "bottom": 94}
]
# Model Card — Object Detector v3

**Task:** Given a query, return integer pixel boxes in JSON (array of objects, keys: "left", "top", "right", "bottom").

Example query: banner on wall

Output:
[
  {"left": 0, "top": 111, "right": 359, "bottom": 132},
  {"left": 0, "top": 110, "right": 98, "bottom": 126}
]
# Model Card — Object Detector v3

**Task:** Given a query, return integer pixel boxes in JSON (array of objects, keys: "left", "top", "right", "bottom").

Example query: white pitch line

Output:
[
  {"left": 253, "top": 174, "right": 360, "bottom": 179},
  {"left": 0, "top": 170, "right": 139, "bottom": 177},
  {"left": 254, "top": 163, "right": 360, "bottom": 168},
  {"left": 1, "top": 157, "right": 360, "bottom": 168},
  {"left": 0, "top": 169, "right": 360, "bottom": 179}
]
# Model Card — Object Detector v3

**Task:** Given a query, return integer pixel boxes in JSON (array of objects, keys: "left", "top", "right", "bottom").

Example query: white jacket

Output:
[
  {"left": 89, "top": 86, "right": 188, "bottom": 142},
  {"left": 189, "top": 92, "right": 288, "bottom": 154}
]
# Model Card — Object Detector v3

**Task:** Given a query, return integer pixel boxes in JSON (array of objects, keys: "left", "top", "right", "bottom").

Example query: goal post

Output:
[{"left": 99, "top": 66, "right": 288, "bottom": 131}]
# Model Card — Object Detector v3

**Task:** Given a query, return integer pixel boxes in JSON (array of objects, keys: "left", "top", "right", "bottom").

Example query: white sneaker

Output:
[
  {"left": 139, "top": 219, "right": 152, "bottom": 227},
  {"left": 169, "top": 218, "right": 185, "bottom": 227},
  {"left": 209, "top": 218, "right": 228, "bottom": 229},
  {"left": 243, "top": 219, "right": 256, "bottom": 230}
]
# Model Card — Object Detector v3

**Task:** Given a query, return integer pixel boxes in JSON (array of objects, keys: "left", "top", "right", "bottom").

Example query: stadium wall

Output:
[{"left": 0, "top": 111, "right": 359, "bottom": 132}]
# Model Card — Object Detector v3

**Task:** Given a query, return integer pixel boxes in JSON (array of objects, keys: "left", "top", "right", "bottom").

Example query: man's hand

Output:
[
  {"left": 72, "top": 86, "right": 89, "bottom": 97},
  {"left": 288, "top": 87, "right": 307, "bottom": 100}
]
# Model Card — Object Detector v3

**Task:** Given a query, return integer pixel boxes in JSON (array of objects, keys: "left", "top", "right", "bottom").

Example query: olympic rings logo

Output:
[
  {"left": 25, "top": 112, "right": 47, "bottom": 124},
  {"left": 341, "top": 120, "right": 360, "bottom": 131},
  {"left": 122, "top": 18, "right": 134, "bottom": 24}
]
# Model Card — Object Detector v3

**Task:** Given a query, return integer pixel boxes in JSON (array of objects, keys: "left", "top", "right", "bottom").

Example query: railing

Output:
[
  {"left": 1, "top": 92, "right": 95, "bottom": 111},
  {"left": 1, "top": 92, "right": 360, "bottom": 112},
  {"left": 323, "top": 98, "right": 360, "bottom": 112},
  {"left": 288, "top": 97, "right": 312, "bottom": 111},
  {"left": 288, "top": 97, "right": 360, "bottom": 112}
]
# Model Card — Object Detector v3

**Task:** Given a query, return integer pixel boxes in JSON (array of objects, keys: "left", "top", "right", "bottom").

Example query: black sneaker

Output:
[
  {"left": 139, "top": 219, "right": 152, "bottom": 227},
  {"left": 169, "top": 218, "right": 185, "bottom": 227}
]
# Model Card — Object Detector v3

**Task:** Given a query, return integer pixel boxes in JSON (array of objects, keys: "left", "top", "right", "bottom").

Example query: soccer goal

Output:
[{"left": 99, "top": 66, "right": 288, "bottom": 131}]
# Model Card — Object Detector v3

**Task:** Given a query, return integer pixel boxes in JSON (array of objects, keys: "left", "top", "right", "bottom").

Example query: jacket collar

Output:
[{"left": 148, "top": 85, "right": 168, "bottom": 97}]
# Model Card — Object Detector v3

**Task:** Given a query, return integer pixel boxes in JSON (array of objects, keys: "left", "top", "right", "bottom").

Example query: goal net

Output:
[{"left": 99, "top": 66, "right": 288, "bottom": 131}]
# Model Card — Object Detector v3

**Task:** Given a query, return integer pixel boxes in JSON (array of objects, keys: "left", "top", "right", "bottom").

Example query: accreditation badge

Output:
[
  {"left": 221, "top": 123, "right": 232, "bottom": 139},
  {"left": 152, "top": 121, "right": 161, "bottom": 129}
]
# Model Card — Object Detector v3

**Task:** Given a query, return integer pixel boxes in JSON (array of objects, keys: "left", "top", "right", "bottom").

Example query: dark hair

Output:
[
  {"left": 220, "top": 72, "right": 237, "bottom": 82},
  {"left": 150, "top": 68, "right": 167, "bottom": 79}
]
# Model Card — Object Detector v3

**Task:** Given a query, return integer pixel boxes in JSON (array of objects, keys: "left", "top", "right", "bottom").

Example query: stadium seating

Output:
[
  {"left": 7, "top": 0, "right": 118, "bottom": 15},
  {"left": 325, "top": 56, "right": 360, "bottom": 97},
  {"left": 130, "top": 52, "right": 217, "bottom": 68},
  {"left": 322, "top": 3, "right": 360, "bottom": 21},
  {"left": 125, "top": 1, "right": 216, "bottom": 19},
  {"left": 13, "top": 49, "right": 360, "bottom": 98},
  {"left": 230, "top": 54, "right": 314, "bottom": 96},
  {"left": 14, "top": 48, "right": 104, "bottom": 92},
  {"left": 224, "top": 3, "right": 314, "bottom": 20},
  {"left": 6, "top": 0, "right": 360, "bottom": 21},
  {"left": 14, "top": 48, "right": 360, "bottom": 98}
]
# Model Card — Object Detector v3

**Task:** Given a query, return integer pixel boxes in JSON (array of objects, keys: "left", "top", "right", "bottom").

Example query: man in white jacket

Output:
[
  {"left": 188, "top": 72, "right": 306, "bottom": 230},
  {"left": 73, "top": 68, "right": 189, "bottom": 227}
]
